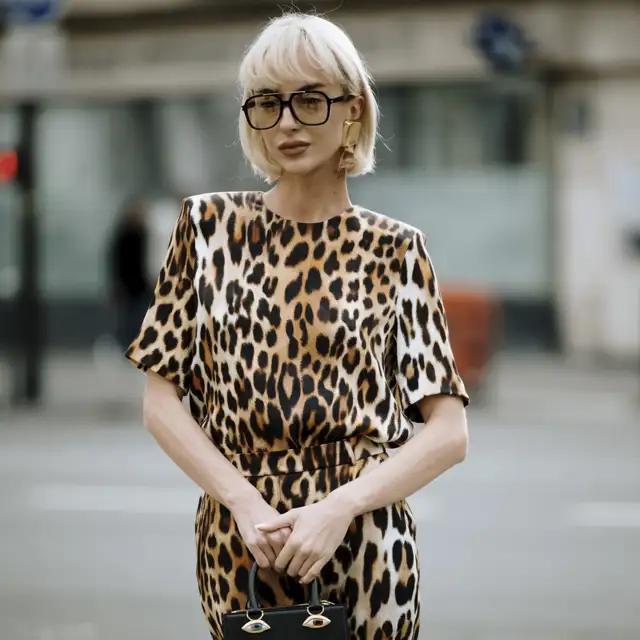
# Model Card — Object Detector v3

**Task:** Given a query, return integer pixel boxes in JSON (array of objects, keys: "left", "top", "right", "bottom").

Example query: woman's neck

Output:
[{"left": 262, "top": 168, "right": 352, "bottom": 223}]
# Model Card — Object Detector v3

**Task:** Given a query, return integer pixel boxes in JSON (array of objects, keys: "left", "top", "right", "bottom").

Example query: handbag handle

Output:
[{"left": 247, "top": 562, "right": 322, "bottom": 610}]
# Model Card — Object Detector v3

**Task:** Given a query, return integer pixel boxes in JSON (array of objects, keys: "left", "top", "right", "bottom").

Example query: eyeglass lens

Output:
[{"left": 246, "top": 92, "right": 330, "bottom": 129}]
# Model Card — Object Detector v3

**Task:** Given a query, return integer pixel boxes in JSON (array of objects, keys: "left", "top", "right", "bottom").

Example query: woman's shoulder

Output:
[
  {"left": 354, "top": 206, "right": 425, "bottom": 256},
  {"left": 182, "top": 190, "right": 263, "bottom": 222}
]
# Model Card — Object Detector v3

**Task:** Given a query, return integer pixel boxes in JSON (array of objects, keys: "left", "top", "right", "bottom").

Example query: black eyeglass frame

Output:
[{"left": 241, "top": 90, "right": 354, "bottom": 130}]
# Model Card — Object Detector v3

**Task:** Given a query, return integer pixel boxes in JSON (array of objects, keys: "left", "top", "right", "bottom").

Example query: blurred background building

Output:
[
  {"left": 1, "top": 0, "right": 639, "bottom": 370},
  {"left": 1, "top": 3, "right": 639, "bottom": 640}
]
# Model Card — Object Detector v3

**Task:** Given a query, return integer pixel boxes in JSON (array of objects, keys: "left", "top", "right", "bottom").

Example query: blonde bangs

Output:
[
  {"left": 239, "top": 21, "right": 350, "bottom": 98},
  {"left": 238, "top": 13, "right": 379, "bottom": 183}
]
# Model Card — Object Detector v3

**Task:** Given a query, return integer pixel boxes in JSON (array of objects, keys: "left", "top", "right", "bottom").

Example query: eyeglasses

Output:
[{"left": 242, "top": 90, "right": 354, "bottom": 130}]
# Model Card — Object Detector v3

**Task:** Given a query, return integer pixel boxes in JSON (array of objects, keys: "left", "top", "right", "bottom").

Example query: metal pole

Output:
[{"left": 13, "top": 101, "right": 43, "bottom": 405}]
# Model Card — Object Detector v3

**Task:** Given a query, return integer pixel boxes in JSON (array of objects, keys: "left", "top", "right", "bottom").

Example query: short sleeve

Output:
[
  {"left": 395, "top": 231, "right": 469, "bottom": 422},
  {"left": 125, "top": 199, "right": 198, "bottom": 398}
]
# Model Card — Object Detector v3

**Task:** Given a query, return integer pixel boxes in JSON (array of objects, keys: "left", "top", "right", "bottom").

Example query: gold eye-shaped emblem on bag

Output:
[
  {"left": 241, "top": 610, "right": 271, "bottom": 634},
  {"left": 302, "top": 606, "right": 331, "bottom": 629}
]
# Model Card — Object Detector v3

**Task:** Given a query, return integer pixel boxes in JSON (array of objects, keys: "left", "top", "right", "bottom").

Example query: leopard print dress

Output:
[{"left": 126, "top": 191, "right": 468, "bottom": 640}]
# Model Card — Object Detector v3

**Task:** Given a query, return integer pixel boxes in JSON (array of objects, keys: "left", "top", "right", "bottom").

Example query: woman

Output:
[{"left": 126, "top": 12, "right": 469, "bottom": 640}]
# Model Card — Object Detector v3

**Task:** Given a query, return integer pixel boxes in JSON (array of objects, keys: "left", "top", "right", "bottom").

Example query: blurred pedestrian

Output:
[
  {"left": 125, "top": 12, "right": 469, "bottom": 640},
  {"left": 107, "top": 197, "right": 152, "bottom": 352}
]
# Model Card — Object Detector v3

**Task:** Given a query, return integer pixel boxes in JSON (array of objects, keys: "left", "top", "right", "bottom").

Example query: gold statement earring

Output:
[{"left": 338, "top": 120, "right": 361, "bottom": 172}]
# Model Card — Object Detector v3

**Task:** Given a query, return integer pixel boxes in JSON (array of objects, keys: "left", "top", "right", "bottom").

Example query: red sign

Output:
[{"left": 0, "top": 150, "right": 19, "bottom": 183}]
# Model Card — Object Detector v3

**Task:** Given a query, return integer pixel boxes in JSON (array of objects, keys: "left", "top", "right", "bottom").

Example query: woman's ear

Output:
[{"left": 350, "top": 95, "right": 365, "bottom": 121}]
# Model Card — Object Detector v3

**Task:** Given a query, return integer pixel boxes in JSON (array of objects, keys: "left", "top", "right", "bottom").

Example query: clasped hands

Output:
[{"left": 233, "top": 493, "right": 354, "bottom": 585}]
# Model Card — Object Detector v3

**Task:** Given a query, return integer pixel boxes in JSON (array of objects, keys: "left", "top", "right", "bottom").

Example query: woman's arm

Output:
[
  {"left": 143, "top": 372, "right": 257, "bottom": 509},
  {"left": 331, "top": 394, "right": 468, "bottom": 518},
  {"left": 257, "top": 393, "right": 467, "bottom": 582},
  {"left": 143, "top": 371, "right": 292, "bottom": 567}
]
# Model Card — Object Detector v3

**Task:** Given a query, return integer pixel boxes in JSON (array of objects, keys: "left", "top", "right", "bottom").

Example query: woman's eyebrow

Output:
[
  {"left": 298, "top": 83, "right": 324, "bottom": 91},
  {"left": 254, "top": 83, "right": 325, "bottom": 95}
]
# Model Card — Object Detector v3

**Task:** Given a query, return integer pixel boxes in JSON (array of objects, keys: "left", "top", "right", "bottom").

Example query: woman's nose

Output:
[{"left": 279, "top": 103, "right": 299, "bottom": 130}]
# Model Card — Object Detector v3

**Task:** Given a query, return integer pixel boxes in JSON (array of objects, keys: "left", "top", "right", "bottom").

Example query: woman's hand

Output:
[
  {"left": 231, "top": 495, "right": 292, "bottom": 570},
  {"left": 255, "top": 495, "right": 354, "bottom": 584}
]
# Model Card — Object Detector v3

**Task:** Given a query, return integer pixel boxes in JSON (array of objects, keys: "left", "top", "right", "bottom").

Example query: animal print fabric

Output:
[
  {"left": 196, "top": 437, "right": 421, "bottom": 640},
  {"left": 125, "top": 191, "right": 468, "bottom": 639}
]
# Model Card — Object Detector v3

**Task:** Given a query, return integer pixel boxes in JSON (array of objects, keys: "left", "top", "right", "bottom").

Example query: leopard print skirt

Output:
[{"left": 195, "top": 438, "right": 421, "bottom": 640}]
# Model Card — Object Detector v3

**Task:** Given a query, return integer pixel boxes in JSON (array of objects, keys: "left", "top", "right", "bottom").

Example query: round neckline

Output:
[{"left": 257, "top": 191, "right": 355, "bottom": 225}]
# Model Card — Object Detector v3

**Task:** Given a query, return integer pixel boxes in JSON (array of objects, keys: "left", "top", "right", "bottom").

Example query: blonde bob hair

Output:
[{"left": 238, "top": 13, "right": 379, "bottom": 183}]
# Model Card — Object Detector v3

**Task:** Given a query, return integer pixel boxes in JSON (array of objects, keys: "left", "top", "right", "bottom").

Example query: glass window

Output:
[
  {"left": 35, "top": 103, "right": 153, "bottom": 299},
  {"left": 375, "top": 81, "right": 537, "bottom": 172}
]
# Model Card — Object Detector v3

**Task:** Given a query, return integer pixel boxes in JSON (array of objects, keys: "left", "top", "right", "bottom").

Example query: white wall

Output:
[{"left": 555, "top": 79, "right": 640, "bottom": 362}]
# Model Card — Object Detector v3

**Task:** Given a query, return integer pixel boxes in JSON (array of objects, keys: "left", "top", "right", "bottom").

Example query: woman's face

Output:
[{"left": 249, "top": 73, "right": 364, "bottom": 178}]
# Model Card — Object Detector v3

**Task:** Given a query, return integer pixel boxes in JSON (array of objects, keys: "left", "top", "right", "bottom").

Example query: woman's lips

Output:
[{"left": 278, "top": 142, "right": 310, "bottom": 156}]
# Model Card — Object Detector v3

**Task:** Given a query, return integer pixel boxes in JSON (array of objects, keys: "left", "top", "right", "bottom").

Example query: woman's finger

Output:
[
  {"left": 297, "top": 554, "right": 316, "bottom": 579},
  {"left": 300, "top": 556, "right": 328, "bottom": 585},
  {"left": 251, "top": 545, "right": 271, "bottom": 570},
  {"left": 279, "top": 528, "right": 292, "bottom": 545},
  {"left": 285, "top": 537, "right": 313, "bottom": 578},
  {"left": 257, "top": 537, "right": 276, "bottom": 567},
  {"left": 266, "top": 532, "right": 286, "bottom": 559},
  {"left": 276, "top": 529, "right": 291, "bottom": 553},
  {"left": 285, "top": 547, "right": 307, "bottom": 578},
  {"left": 273, "top": 536, "right": 297, "bottom": 573}
]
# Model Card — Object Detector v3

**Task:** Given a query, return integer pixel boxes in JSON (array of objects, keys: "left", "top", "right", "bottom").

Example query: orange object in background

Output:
[{"left": 441, "top": 288, "right": 500, "bottom": 397}]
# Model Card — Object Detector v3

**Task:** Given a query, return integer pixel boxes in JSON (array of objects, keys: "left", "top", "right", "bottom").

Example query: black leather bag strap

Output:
[{"left": 247, "top": 562, "right": 322, "bottom": 610}]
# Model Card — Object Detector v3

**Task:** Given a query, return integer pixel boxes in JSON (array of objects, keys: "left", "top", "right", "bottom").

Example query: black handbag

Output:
[{"left": 222, "top": 562, "right": 348, "bottom": 638}]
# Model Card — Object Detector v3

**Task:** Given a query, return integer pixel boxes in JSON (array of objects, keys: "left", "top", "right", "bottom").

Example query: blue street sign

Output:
[
  {"left": 473, "top": 12, "right": 531, "bottom": 74},
  {"left": 6, "top": 0, "right": 59, "bottom": 23}
]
